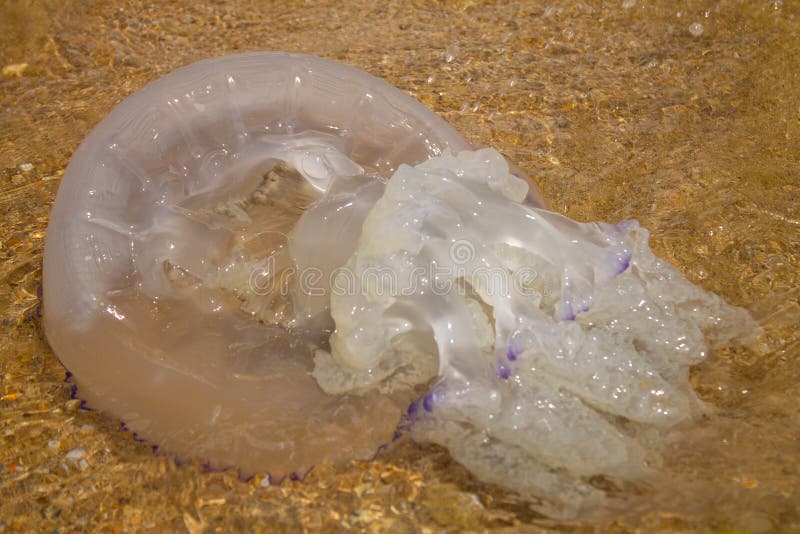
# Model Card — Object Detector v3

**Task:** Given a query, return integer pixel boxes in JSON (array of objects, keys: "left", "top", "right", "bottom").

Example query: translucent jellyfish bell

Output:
[{"left": 42, "top": 52, "right": 476, "bottom": 476}]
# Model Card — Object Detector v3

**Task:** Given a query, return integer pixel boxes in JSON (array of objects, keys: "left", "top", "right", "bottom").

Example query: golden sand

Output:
[{"left": 1, "top": 1, "right": 798, "bottom": 531}]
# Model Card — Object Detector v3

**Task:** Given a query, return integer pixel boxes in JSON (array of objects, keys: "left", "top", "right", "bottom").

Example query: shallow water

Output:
[{"left": 1, "top": 0, "right": 798, "bottom": 531}]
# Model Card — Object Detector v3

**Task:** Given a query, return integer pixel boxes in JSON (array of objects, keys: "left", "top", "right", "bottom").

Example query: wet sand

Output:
[{"left": 1, "top": 1, "right": 798, "bottom": 531}]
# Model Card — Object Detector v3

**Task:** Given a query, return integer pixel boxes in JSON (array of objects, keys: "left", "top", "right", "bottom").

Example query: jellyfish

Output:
[{"left": 42, "top": 52, "right": 758, "bottom": 518}]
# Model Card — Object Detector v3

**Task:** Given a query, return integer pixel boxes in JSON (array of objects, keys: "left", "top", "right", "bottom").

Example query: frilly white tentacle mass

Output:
[
  {"left": 43, "top": 53, "right": 757, "bottom": 519},
  {"left": 309, "top": 148, "right": 758, "bottom": 517}
]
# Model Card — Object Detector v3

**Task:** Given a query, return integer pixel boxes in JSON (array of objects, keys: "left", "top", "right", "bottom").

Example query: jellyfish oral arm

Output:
[{"left": 308, "top": 147, "right": 759, "bottom": 517}]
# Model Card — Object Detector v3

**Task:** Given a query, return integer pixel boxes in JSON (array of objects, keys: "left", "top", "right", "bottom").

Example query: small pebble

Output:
[
  {"left": 41, "top": 505, "right": 61, "bottom": 519},
  {"left": 64, "top": 399, "right": 81, "bottom": 412},
  {"left": 65, "top": 448, "right": 86, "bottom": 461},
  {"left": 19, "top": 163, "right": 34, "bottom": 172},
  {"left": 47, "top": 440, "right": 60, "bottom": 449},
  {"left": 444, "top": 45, "right": 458, "bottom": 63},
  {"left": 689, "top": 22, "right": 704, "bottom": 37},
  {"left": 260, "top": 475, "right": 271, "bottom": 487},
  {"left": 2, "top": 63, "right": 28, "bottom": 78}
]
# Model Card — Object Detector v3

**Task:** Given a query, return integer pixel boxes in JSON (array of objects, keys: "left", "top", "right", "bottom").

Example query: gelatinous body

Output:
[
  {"left": 44, "top": 52, "right": 757, "bottom": 518},
  {"left": 43, "top": 53, "right": 473, "bottom": 475}
]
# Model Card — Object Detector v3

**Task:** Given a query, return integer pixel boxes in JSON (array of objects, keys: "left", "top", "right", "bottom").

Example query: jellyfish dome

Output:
[{"left": 43, "top": 52, "right": 471, "bottom": 476}]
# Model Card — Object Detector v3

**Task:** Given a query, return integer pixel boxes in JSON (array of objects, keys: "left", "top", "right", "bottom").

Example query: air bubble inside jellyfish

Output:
[{"left": 43, "top": 52, "right": 758, "bottom": 518}]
